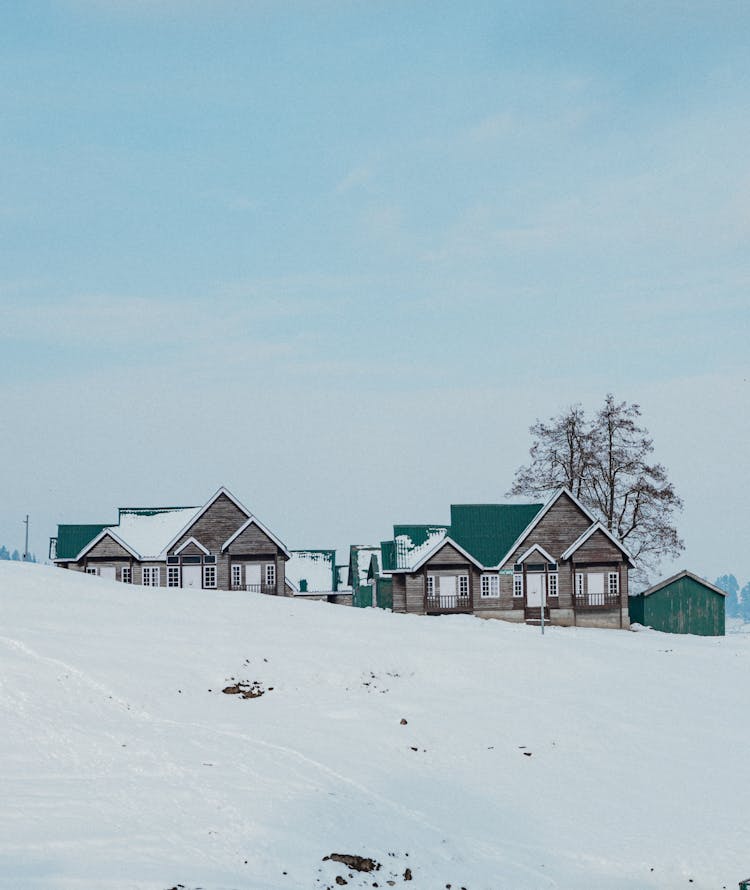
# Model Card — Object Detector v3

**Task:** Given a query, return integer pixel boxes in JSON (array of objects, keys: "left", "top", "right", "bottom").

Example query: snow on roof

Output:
[
  {"left": 354, "top": 545, "right": 381, "bottom": 585},
  {"left": 286, "top": 550, "right": 336, "bottom": 593},
  {"left": 110, "top": 508, "right": 201, "bottom": 559},
  {"left": 394, "top": 528, "right": 447, "bottom": 570}
]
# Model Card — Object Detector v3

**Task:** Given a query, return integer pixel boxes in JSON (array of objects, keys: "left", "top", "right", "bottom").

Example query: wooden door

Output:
[{"left": 526, "top": 573, "right": 545, "bottom": 607}]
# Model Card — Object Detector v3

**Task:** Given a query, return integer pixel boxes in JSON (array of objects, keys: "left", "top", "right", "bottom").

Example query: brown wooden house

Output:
[
  {"left": 383, "top": 489, "right": 634, "bottom": 629},
  {"left": 50, "top": 487, "right": 291, "bottom": 594}
]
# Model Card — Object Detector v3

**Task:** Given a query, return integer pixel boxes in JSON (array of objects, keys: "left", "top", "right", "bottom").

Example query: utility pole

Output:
[{"left": 23, "top": 514, "right": 29, "bottom": 561}]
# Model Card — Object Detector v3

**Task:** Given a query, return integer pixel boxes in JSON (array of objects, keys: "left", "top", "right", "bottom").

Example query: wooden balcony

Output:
[
  {"left": 575, "top": 592, "right": 620, "bottom": 611},
  {"left": 425, "top": 593, "right": 472, "bottom": 614},
  {"left": 232, "top": 583, "right": 276, "bottom": 595}
]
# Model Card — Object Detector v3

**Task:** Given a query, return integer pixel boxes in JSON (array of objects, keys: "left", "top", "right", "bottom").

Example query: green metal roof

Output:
[
  {"left": 380, "top": 540, "right": 396, "bottom": 572},
  {"left": 55, "top": 524, "right": 109, "bottom": 560},
  {"left": 118, "top": 506, "right": 197, "bottom": 519},
  {"left": 392, "top": 524, "right": 448, "bottom": 548},
  {"left": 448, "top": 503, "right": 544, "bottom": 566}
]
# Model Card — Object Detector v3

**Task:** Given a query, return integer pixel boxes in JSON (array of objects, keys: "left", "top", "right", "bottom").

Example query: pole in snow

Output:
[{"left": 23, "top": 514, "right": 29, "bottom": 561}]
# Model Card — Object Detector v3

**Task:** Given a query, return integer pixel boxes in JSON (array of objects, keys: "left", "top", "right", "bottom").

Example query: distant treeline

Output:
[
  {"left": 715, "top": 575, "right": 750, "bottom": 621},
  {"left": 0, "top": 546, "right": 37, "bottom": 562}
]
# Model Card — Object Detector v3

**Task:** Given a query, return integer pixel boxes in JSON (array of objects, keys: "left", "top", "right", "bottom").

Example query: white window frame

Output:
[
  {"left": 121, "top": 566, "right": 132, "bottom": 584},
  {"left": 426, "top": 575, "right": 435, "bottom": 597},
  {"left": 608, "top": 571, "right": 619, "bottom": 597},
  {"left": 203, "top": 564, "right": 217, "bottom": 589},
  {"left": 458, "top": 574, "right": 469, "bottom": 598},
  {"left": 265, "top": 562, "right": 276, "bottom": 589},
  {"left": 143, "top": 566, "right": 160, "bottom": 587},
  {"left": 513, "top": 573, "right": 523, "bottom": 597},
  {"left": 481, "top": 574, "right": 500, "bottom": 598},
  {"left": 575, "top": 572, "right": 585, "bottom": 596},
  {"left": 86, "top": 566, "right": 98, "bottom": 576},
  {"left": 231, "top": 564, "right": 242, "bottom": 590},
  {"left": 548, "top": 573, "right": 559, "bottom": 598},
  {"left": 167, "top": 566, "right": 181, "bottom": 588}
]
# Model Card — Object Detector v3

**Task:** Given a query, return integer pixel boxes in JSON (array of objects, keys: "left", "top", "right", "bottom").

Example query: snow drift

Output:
[{"left": 1, "top": 561, "right": 747, "bottom": 890}]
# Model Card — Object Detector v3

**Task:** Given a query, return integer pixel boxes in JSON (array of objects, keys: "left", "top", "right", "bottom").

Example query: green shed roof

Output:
[
  {"left": 55, "top": 524, "right": 109, "bottom": 560},
  {"left": 448, "top": 503, "right": 544, "bottom": 566},
  {"left": 392, "top": 524, "right": 448, "bottom": 548}
]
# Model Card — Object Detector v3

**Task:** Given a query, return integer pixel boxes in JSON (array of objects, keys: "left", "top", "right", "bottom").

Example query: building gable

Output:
[
  {"left": 420, "top": 541, "right": 477, "bottom": 569},
  {"left": 170, "top": 491, "right": 249, "bottom": 554},
  {"left": 224, "top": 521, "right": 280, "bottom": 556},
  {"left": 566, "top": 527, "right": 625, "bottom": 564},
  {"left": 84, "top": 532, "right": 135, "bottom": 561},
  {"left": 503, "top": 491, "right": 593, "bottom": 567}
]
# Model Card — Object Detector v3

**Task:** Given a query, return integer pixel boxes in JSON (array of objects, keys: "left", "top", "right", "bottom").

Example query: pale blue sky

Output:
[{"left": 1, "top": 1, "right": 748, "bottom": 583}]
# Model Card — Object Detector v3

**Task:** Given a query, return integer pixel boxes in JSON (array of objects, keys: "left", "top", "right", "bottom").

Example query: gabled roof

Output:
[
  {"left": 517, "top": 543, "right": 557, "bottom": 564},
  {"left": 165, "top": 487, "right": 252, "bottom": 553},
  {"left": 450, "top": 503, "right": 543, "bottom": 567},
  {"left": 397, "top": 535, "right": 485, "bottom": 573},
  {"left": 638, "top": 570, "right": 726, "bottom": 598},
  {"left": 113, "top": 507, "right": 201, "bottom": 559},
  {"left": 221, "top": 514, "right": 291, "bottom": 558},
  {"left": 174, "top": 536, "right": 210, "bottom": 556},
  {"left": 75, "top": 527, "right": 141, "bottom": 562},
  {"left": 393, "top": 525, "right": 449, "bottom": 570},
  {"left": 560, "top": 521, "right": 635, "bottom": 565},
  {"left": 490, "top": 488, "right": 599, "bottom": 569},
  {"left": 54, "top": 524, "right": 108, "bottom": 561}
]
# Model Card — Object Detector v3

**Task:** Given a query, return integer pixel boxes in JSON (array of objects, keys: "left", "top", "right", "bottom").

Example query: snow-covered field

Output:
[{"left": 1, "top": 562, "right": 748, "bottom": 890}]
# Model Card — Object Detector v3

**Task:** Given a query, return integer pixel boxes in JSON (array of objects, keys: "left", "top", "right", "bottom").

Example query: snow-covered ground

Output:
[{"left": 1, "top": 561, "right": 748, "bottom": 890}]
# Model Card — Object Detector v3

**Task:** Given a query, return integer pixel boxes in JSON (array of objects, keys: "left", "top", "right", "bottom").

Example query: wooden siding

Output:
[
  {"left": 225, "top": 522, "right": 277, "bottom": 557},
  {"left": 83, "top": 534, "right": 132, "bottom": 560},
  {"left": 571, "top": 528, "right": 623, "bottom": 564},
  {"left": 171, "top": 493, "right": 247, "bottom": 554},
  {"left": 504, "top": 492, "right": 591, "bottom": 565},
  {"left": 423, "top": 542, "right": 470, "bottom": 567},
  {"left": 392, "top": 575, "right": 406, "bottom": 612}
]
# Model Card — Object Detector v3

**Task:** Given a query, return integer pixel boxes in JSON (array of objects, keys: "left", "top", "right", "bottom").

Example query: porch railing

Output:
[
  {"left": 425, "top": 593, "right": 472, "bottom": 612},
  {"left": 232, "top": 583, "right": 276, "bottom": 595},
  {"left": 575, "top": 592, "right": 620, "bottom": 610}
]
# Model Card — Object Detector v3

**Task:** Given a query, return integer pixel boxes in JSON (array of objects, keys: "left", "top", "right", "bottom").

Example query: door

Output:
[
  {"left": 587, "top": 573, "right": 604, "bottom": 606},
  {"left": 182, "top": 565, "right": 201, "bottom": 589},
  {"left": 526, "top": 573, "right": 545, "bottom": 608},
  {"left": 99, "top": 566, "right": 116, "bottom": 581},
  {"left": 245, "top": 563, "right": 262, "bottom": 592},
  {"left": 439, "top": 575, "right": 456, "bottom": 608}
]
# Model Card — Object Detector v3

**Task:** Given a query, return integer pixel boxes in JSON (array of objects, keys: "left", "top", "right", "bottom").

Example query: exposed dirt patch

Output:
[
  {"left": 222, "top": 679, "right": 271, "bottom": 699},
  {"left": 324, "top": 853, "right": 381, "bottom": 873}
]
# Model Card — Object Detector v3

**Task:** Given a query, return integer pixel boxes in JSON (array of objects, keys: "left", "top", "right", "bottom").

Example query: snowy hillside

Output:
[{"left": 1, "top": 562, "right": 748, "bottom": 890}]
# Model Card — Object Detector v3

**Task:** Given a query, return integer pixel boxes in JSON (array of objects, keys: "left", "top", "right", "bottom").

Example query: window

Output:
[
  {"left": 548, "top": 573, "right": 559, "bottom": 597},
  {"left": 167, "top": 566, "right": 180, "bottom": 588},
  {"left": 426, "top": 575, "right": 435, "bottom": 597},
  {"left": 167, "top": 556, "right": 179, "bottom": 565},
  {"left": 204, "top": 555, "right": 216, "bottom": 564},
  {"left": 203, "top": 565, "right": 217, "bottom": 589},
  {"left": 458, "top": 575, "right": 469, "bottom": 598},
  {"left": 481, "top": 574, "right": 500, "bottom": 598},
  {"left": 513, "top": 573, "right": 523, "bottom": 597},
  {"left": 143, "top": 566, "right": 160, "bottom": 587},
  {"left": 86, "top": 567, "right": 97, "bottom": 576},
  {"left": 231, "top": 564, "right": 242, "bottom": 590},
  {"left": 121, "top": 567, "right": 132, "bottom": 584},
  {"left": 575, "top": 573, "right": 585, "bottom": 596},
  {"left": 608, "top": 571, "right": 619, "bottom": 596},
  {"left": 265, "top": 563, "right": 276, "bottom": 589}
]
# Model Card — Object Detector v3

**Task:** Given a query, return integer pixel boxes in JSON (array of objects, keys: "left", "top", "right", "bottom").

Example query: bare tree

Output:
[{"left": 509, "top": 395, "right": 684, "bottom": 579}]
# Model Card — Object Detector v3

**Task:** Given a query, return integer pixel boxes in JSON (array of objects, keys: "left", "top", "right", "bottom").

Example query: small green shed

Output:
[{"left": 629, "top": 570, "right": 726, "bottom": 636}]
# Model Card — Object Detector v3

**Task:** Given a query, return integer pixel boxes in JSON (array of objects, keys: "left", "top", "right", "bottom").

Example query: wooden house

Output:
[
  {"left": 383, "top": 488, "right": 634, "bottom": 629},
  {"left": 629, "top": 570, "right": 726, "bottom": 636},
  {"left": 50, "top": 487, "right": 291, "bottom": 594}
]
